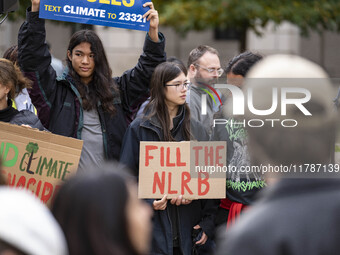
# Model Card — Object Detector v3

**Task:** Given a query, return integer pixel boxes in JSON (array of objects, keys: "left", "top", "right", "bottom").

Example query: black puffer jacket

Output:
[
  {"left": 18, "top": 9, "right": 166, "bottom": 160},
  {"left": 0, "top": 99, "right": 45, "bottom": 131},
  {"left": 10, "top": 110, "right": 46, "bottom": 131}
]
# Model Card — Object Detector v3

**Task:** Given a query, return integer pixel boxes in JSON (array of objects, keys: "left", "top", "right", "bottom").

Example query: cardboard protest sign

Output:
[
  {"left": 0, "top": 122, "right": 83, "bottom": 206},
  {"left": 39, "top": 0, "right": 150, "bottom": 31},
  {"left": 139, "top": 141, "right": 226, "bottom": 199}
]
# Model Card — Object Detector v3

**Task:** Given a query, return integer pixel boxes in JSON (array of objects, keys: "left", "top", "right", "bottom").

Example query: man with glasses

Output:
[{"left": 186, "top": 45, "right": 224, "bottom": 135}]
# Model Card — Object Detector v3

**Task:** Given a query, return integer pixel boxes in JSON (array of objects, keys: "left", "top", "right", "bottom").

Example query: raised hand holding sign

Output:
[{"left": 39, "top": 0, "right": 153, "bottom": 31}]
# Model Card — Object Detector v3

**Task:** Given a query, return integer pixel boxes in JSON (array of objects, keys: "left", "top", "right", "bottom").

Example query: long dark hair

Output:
[
  {"left": 52, "top": 164, "right": 140, "bottom": 255},
  {"left": 144, "top": 61, "right": 191, "bottom": 141},
  {"left": 66, "top": 30, "right": 117, "bottom": 115}
]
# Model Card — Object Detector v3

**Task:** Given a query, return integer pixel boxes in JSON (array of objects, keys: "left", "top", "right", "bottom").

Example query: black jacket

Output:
[
  {"left": 18, "top": 9, "right": 166, "bottom": 160},
  {"left": 120, "top": 106, "right": 217, "bottom": 255},
  {"left": 216, "top": 178, "right": 340, "bottom": 255}
]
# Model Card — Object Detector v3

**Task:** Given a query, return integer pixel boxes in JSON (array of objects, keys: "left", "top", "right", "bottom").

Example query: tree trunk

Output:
[{"left": 26, "top": 152, "right": 34, "bottom": 174}]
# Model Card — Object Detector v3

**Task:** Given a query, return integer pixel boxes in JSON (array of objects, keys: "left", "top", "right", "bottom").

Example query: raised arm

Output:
[
  {"left": 31, "top": 0, "right": 39, "bottom": 12},
  {"left": 114, "top": 2, "right": 166, "bottom": 121},
  {"left": 17, "top": 0, "right": 57, "bottom": 128}
]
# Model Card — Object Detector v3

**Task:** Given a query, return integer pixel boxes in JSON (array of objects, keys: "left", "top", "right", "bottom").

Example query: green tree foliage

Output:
[
  {"left": 8, "top": 0, "right": 31, "bottom": 21},
  {"left": 9, "top": 0, "right": 340, "bottom": 50},
  {"left": 152, "top": 0, "right": 340, "bottom": 50},
  {"left": 26, "top": 142, "right": 39, "bottom": 154}
]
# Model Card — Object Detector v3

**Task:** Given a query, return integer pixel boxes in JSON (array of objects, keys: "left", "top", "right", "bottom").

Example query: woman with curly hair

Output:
[{"left": 0, "top": 58, "right": 44, "bottom": 130}]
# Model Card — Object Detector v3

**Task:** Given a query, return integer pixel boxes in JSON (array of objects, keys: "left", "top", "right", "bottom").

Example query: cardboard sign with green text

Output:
[
  {"left": 0, "top": 122, "right": 83, "bottom": 205},
  {"left": 138, "top": 141, "right": 226, "bottom": 199}
]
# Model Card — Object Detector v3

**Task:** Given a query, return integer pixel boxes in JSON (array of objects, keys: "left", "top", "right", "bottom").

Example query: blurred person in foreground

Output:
[
  {"left": 0, "top": 187, "right": 67, "bottom": 255},
  {"left": 52, "top": 163, "right": 153, "bottom": 255},
  {"left": 216, "top": 54, "right": 340, "bottom": 255}
]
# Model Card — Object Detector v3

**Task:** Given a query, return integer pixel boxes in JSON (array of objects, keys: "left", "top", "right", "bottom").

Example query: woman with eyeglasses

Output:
[{"left": 120, "top": 61, "right": 217, "bottom": 255}]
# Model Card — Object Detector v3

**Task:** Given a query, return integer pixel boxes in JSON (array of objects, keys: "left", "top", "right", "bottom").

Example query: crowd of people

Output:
[{"left": 0, "top": 0, "right": 340, "bottom": 254}]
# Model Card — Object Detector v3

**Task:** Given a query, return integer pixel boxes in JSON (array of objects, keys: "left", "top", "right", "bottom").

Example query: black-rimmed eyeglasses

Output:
[{"left": 165, "top": 81, "right": 190, "bottom": 90}]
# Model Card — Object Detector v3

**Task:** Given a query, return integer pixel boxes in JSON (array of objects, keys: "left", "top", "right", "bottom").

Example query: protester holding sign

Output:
[
  {"left": 52, "top": 163, "right": 152, "bottom": 255},
  {"left": 17, "top": 0, "right": 166, "bottom": 172},
  {"left": 0, "top": 58, "right": 45, "bottom": 130},
  {"left": 120, "top": 61, "right": 217, "bottom": 255}
]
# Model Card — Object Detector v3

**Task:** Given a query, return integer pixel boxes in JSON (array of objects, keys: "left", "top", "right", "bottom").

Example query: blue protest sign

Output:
[{"left": 39, "top": 0, "right": 150, "bottom": 31}]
